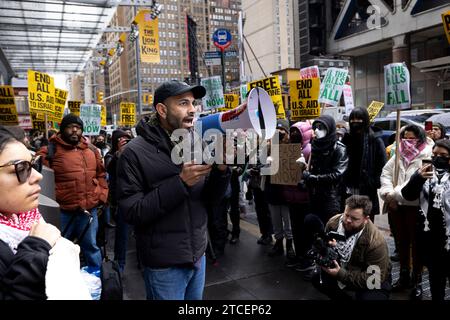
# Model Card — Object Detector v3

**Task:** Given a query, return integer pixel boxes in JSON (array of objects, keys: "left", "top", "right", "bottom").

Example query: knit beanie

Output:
[{"left": 60, "top": 113, "right": 84, "bottom": 133}]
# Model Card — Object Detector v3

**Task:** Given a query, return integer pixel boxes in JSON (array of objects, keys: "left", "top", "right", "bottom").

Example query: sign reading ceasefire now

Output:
[
  {"left": 28, "top": 70, "right": 55, "bottom": 116},
  {"left": 248, "top": 76, "right": 286, "bottom": 119},
  {"left": 120, "top": 102, "right": 136, "bottom": 126},
  {"left": 0, "top": 85, "right": 19, "bottom": 125}
]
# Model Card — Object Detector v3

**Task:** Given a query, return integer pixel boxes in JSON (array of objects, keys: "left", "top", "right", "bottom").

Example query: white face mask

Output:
[{"left": 314, "top": 128, "right": 327, "bottom": 139}]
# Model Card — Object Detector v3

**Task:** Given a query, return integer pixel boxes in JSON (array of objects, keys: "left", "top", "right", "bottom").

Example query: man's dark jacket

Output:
[{"left": 117, "top": 116, "right": 231, "bottom": 268}]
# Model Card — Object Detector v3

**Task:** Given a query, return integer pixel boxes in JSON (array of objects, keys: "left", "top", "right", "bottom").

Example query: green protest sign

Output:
[{"left": 384, "top": 62, "right": 411, "bottom": 111}]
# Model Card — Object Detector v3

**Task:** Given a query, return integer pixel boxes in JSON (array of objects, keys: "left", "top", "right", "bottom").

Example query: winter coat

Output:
[
  {"left": 38, "top": 135, "right": 108, "bottom": 211},
  {"left": 307, "top": 141, "right": 348, "bottom": 220},
  {"left": 380, "top": 140, "right": 433, "bottom": 206},
  {"left": 117, "top": 115, "right": 231, "bottom": 268},
  {"left": 0, "top": 237, "right": 51, "bottom": 300},
  {"left": 326, "top": 214, "right": 391, "bottom": 290}
]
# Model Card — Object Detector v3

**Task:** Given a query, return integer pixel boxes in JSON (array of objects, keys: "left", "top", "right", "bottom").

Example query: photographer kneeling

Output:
[{"left": 308, "top": 195, "right": 392, "bottom": 300}]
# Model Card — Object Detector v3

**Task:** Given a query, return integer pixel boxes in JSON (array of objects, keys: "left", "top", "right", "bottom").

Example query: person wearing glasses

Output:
[
  {"left": 0, "top": 127, "right": 61, "bottom": 299},
  {"left": 37, "top": 114, "right": 108, "bottom": 270}
]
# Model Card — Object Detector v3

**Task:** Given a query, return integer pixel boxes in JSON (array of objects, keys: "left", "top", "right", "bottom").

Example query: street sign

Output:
[
  {"left": 213, "top": 29, "right": 232, "bottom": 51},
  {"left": 224, "top": 50, "right": 237, "bottom": 58},
  {"left": 203, "top": 51, "right": 221, "bottom": 66}
]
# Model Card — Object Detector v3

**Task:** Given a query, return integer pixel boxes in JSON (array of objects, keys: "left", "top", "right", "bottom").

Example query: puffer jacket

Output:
[
  {"left": 281, "top": 121, "right": 313, "bottom": 204},
  {"left": 38, "top": 134, "right": 108, "bottom": 211},
  {"left": 380, "top": 139, "right": 433, "bottom": 206}
]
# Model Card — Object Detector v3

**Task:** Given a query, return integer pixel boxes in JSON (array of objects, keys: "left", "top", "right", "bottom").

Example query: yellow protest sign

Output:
[
  {"left": 443, "top": 10, "right": 450, "bottom": 44},
  {"left": 30, "top": 113, "right": 50, "bottom": 131},
  {"left": 142, "top": 93, "right": 153, "bottom": 105},
  {"left": 367, "top": 101, "right": 385, "bottom": 122},
  {"left": 247, "top": 76, "right": 286, "bottom": 119},
  {"left": 51, "top": 88, "right": 68, "bottom": 124},
  {"left": 27, "top": 70, "right": 55, "bottom": 116},
  {"left": 289, "top": 78, "right": 320, "bottom": 120},
  {"left": 68, "top": 100, "right": 82, "bottom": 116},
  {"left": 135, "top": 10, "right": 160, "bottom": 64},
  {"left": 219, "top": 94, "right": 239, "bottom": 111},
  {"left": 120, "top": 102, "right": 136, "bottom": 126},
  {"left": 101, "top": 104, "right": 107, "bottom": 127},
  {"left": 0, "top": 85, "right": 19, "bottom": 125}
]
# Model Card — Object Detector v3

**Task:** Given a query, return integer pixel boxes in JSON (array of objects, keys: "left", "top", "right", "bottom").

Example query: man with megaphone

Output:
[{"left": 116, "top": 80, "right": 231, "bottom": 300}]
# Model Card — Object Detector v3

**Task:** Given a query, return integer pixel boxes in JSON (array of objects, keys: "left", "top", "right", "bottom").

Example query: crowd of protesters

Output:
[{"left": 1, "top": 80, "right": 450, "bottom": 301}]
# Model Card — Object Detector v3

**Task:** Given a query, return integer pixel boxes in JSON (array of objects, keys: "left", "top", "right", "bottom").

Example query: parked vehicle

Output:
[{"left": 372, "top": 117, "right": 423, "bottom": 146}]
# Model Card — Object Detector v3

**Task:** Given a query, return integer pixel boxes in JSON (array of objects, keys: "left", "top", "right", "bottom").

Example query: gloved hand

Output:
[{"left": 302, "top": 171, "right": 318, "bottom": 184}]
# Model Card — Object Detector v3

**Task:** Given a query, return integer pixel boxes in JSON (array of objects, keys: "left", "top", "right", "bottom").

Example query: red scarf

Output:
[
  {"left": 0, "top": 208, "right": 41, "bottom": 231},
  {"left": 399, "top": 139, "right": 426, "bottom": 167}
]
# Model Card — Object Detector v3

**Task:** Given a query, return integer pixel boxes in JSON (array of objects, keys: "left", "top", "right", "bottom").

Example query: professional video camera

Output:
[{"left": 306, "top": 231, "right": 346, "bottom": 268}]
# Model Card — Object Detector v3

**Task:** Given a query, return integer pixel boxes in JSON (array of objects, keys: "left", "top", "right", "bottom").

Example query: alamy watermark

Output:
[{"left": 170, "top": 125, "right": 280, "bottom": 175}]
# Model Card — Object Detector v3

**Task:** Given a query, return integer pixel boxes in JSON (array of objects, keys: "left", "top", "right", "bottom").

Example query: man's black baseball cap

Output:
[{"left": 153, "top": 80, "right": 206, "bottom": 107}]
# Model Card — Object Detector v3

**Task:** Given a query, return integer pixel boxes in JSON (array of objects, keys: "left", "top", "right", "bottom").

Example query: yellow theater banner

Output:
[
  {"left": 120, "top": 102, "right": 136, "bottom": 126},
  {"left": 248, "top": 76, "right": 286, "bottom": 119},
  {"left": 28, "top": 70, "right": 55, "bottom": 116},
  {"left": 289, "top": 78, "right": 320, "bottom": 120},
  {"left": 51, "top": 88, "right": 68, "bottom": 124},
  {"left": 68, "top": 100, "right": 82, "bottom": 116},
  {"left": 136, "top": 10, "right": 160, "bottom": 63},
  {"left": 219, "top": 94, "right": 239, "bottom": 111},
  {"left": 101, "top": 104, "right": 107, "bottom": 127},
  {"left": 443, "top": 10, "right": 450, "bottom": 45},
  {"left": 0, "top": 85, "right": 19, "bottom": 125}
]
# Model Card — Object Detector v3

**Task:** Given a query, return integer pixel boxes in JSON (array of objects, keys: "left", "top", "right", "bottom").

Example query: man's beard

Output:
[{"left": 62, "top": 133, "right": 80, "bottom": 145}]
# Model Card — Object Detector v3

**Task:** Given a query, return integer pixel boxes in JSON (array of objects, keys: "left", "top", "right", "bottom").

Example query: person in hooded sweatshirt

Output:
[
  {"left": 116, "top": 80, "right": 231, "bottom": 300},
  {"left": 303, "top": 115, "right": 348, "bottom": 224},
  {"left": 342, "top": 107, "right": 387, "bottom": 221}
]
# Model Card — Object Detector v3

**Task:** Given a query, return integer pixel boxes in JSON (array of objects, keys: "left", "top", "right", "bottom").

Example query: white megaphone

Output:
[{"left": 195, "top": 87, "right": 277, "bottom": 139}]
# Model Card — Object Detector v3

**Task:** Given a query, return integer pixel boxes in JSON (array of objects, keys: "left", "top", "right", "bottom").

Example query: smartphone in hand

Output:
[{"left": 422, "top": 158, "right": 433, "bottom": 172}]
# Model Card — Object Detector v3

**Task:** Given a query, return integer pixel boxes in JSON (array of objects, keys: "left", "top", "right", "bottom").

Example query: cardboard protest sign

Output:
[
  {"left": 201, "top": 76, "right": 224, "bottom": 110},
  {"left": 120, "top": 102, "right": 136, "bottom": 127},
  {"left": 248, "top": 76, "right": 286, "bottom": 119},
  {"left": 289, "top": 78, "right": 320, "bottom": 120},
  {"left": 68, "top": 100, "right": 82, "bottom": 116},
  {"left": 136, "top": 10, "right": 160, "bottom": 63},
  {"left": 28, "top": 70, "right": 55, "bottom": 116},
  {"left": 300, "top": 66, "right": 320, "bottom": 79},
  {"left": 318, "top": 68, "right": 348, "bottom": 107},
  {"left": 51, "top": 88, "right": 68, "bottom": 124},
  {"left": 270, "top": 144, "right": 302, "bottom": 186},
  {"left": 0, "top": 85, "right": 19, "bottom": 125},
  {"left": 367, "top": 101, "right": 385, "bottom": 122},
  {"left": 384, "top": 63, "right": 411, "bottom": 111},
  {"left": 219, "top": 94, "right": 239, "bottom": 111},
  {"left": 80, "top": 104, "right": 102, "bottom": 136},
  {"left": 342, "top": 84, "right": 354, "bottom": 116}
]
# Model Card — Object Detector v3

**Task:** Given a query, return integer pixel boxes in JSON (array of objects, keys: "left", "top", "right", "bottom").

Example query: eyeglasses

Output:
[{"left": 0, "top": 155, "right": 42, "bottom": 184}]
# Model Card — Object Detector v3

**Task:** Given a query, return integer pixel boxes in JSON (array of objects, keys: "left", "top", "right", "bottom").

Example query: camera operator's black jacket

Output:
[
  {"left": 117, "top": 115, "right": 231, "bottom": 268},
  {"left": 325, "top": 214, "right": 391, "bottom": 290}
]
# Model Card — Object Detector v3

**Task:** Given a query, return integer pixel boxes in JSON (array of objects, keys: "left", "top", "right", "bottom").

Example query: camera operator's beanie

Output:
[
  {"left": 276, "top": 119, "right": 290, "bottom": 133},
  {"left": 60, "top": 113, "right": 84, "bottom": 133}
]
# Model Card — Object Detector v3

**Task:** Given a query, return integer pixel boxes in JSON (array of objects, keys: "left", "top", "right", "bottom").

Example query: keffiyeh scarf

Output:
[{"left": 0, "top": 208, "right": 41, "bottom": 253}]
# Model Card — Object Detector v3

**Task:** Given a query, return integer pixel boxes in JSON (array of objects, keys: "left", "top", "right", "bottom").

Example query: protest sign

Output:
[
  {"left": 101, "top": 105, "right": 107, "bottom": 127},
  {"left": 384, "top": 63, "right": 411, "bottom": 111},
  {"left": 219, "top": 94, "right": 239, "bottom": 111},
  {"left": 270, "top": 144, "right": 302, "bottom": 186},
  {"left": 51, "top": 88, "right": 68, "bottom": 124},
  {"left": 28, "top": 70, "right": 55, "bottom": 116},
  {"left": 0, "top": 85, "right": 19, "bottom": 125},
  {"left": 120, "top": 102, "right": 136, "bottom": 127},
  {"left": 443, "top": 10, "right": 450, "bottom": 45},
  {"left": 201, "top": 76, "right": 224, "bottom": 110},
  {"left": 300, "top": 66, "right": 320, "bottom": 79},
  {"left": 248, "top": 76, "right": 286, "bottom": 119},
  {"left": 240, "top": 84, "right": 248, "bottom": 102},
  {"left": 342, "top": 85, "right": 354, "bottom": 116},
  {"left": 289, "top": 78, "right": 320, "bottom": 120},
  {"left": 80, "top": 104, "right": 102, "bottom": 136},
  {"left": 68, "top": 100, "right": 82, "bottom": 116},
  {"left": 367, "top": 101, "right": 385, "bottom": 122},
  {"left": 318, "top": 68, "right": 348, "bottom": 106}
]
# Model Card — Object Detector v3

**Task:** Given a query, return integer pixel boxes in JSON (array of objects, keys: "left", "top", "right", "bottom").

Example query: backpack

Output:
[{"left": 46, "top": 141, "right": 98, "bottom": 166}]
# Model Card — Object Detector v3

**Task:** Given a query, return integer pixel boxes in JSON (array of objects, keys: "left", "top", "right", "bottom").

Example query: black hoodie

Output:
[{"left": 117, "top": 115, "right": 231, "bottom": 268}]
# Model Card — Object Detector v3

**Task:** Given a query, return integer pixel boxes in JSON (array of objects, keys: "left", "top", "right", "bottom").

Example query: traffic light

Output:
[{"left": 97, "top": 91, "right": 104, "bottom": 103}]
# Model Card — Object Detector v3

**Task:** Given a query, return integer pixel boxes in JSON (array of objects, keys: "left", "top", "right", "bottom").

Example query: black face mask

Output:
[
  {"left": 350, "top": 122, "right": 364, "bottom": 133},
  {"left": 432, "top": 156, "right": 450, "bottom": 171},
  {"left": 96, "top": 142, "right": 105, "bottom": 149}
]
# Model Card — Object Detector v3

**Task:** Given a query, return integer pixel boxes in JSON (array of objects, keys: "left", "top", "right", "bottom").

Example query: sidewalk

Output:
[{"left": 107, "top": 202, "right": 449, "bottom": 300}]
